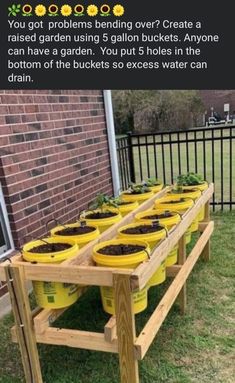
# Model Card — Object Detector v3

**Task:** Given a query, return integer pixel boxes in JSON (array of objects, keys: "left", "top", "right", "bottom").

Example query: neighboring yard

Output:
[{"left": 0, "top": 212, "right": 234, "bottom": 383}]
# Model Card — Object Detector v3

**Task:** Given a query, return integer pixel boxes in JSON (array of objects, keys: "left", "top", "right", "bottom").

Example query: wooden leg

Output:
[
  {"left": 178, "top": 235, "right": 187, "bottom": 315},
  {"left": 5, "top": 265, "right": 43, "bottom": 383},
  {"left": 204, "top": 200, "right": 210, "bottom": 221},
  {"left": 201, "top": 239, "right": 210, "bottom": 261},
  {"left": 114, "top": 273, "right": 139, "bottom": 383},
  {"left": 201, "top": 202, "right": 211, "bottom": 262}
]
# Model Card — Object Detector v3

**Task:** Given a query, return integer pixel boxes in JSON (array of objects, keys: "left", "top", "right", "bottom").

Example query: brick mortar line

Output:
[
  {"left": 2, "top": 151, "right": 110, "bottom": 183},
  {"left": 0, "top": 107, "right": 104, "bottom": 118},
  {"left": 0, "top": 93, "right": 103, "bottom": 98},
  {"left": 0, "top": 98, "right": 104, "bottom": 106},
  {"left": 0, "top": 124, "right": 107, "bottom": 153},
  {"left": 2, "top": 138, "right": 108, "bottom": 168},
  {"left": 23, "top": 187, "right": 113, "bottom": 240},
  {"left": 0, "top": 114, "right": 105, "bottom": 132},
  {"left": 5, "top": 163, "right": 112, "bottom": 207},
  {"left": 10, "top": 176, "right": 113, "bottom": 228},
  {"left": 0, "top": 102, "right": 103, "bottom": 112}
]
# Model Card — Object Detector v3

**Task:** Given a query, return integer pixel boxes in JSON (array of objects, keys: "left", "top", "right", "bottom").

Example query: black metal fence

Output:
[{"left": 116, "top": 125, "right": 235, "bottom": 211}]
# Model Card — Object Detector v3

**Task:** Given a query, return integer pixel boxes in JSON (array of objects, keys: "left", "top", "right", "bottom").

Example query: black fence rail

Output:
[
  {"left": 116, "top": 125, "right": 235, "bottom": 211},
  {"left": 116, "top": 135, "right": 133, "bottom": 191}
]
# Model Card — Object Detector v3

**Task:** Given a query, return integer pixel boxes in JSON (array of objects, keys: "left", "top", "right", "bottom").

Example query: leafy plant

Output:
[
  {"left": 144, "top": 177, "right": 161, "bottom": 187},
  {"left": 8, "top": 4, "right": 21, "bottom": 16},
  {"left": 88, "top": 193, "right": 118, "bottom": 213},
  {"left": 177, "top": 172, "right": 204, "bottom": 186},
  {"left": 127, "top": 183, "right": 150, "bottom": 194},
  {"left": 171, "top": 184, "right": 184, "bottom": 193},
  {"left": 109, "top": 196, "right": 125, "bottom": 205}
]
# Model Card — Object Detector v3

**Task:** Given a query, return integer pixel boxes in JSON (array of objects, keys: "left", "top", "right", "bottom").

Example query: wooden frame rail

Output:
[{"left": 1, "top": 184, "right": 214, "bottom": 383}]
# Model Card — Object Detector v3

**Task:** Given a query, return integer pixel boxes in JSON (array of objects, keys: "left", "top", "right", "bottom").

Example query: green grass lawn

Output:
[
  {"left": 118, "top": 129, "right": 235, "bottom": 207},
  {"left": 0, "top": 212, "right": 234, "bottom": 383}
]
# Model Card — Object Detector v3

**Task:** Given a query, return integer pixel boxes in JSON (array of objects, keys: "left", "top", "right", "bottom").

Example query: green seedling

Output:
[
  {"left": 88, "top": 193, "right": 118, "bottom": 213},
  {"left": 144, "top": 177, "right": 161, "bottom": 187},
  {"left": 127, "top": 182, "right": 151, "bottom": 194}
]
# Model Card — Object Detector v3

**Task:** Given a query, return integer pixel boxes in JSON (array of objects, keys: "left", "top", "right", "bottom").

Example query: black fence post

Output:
[{"left": 127, "top": 132, "right": 136, "bottom": 183}]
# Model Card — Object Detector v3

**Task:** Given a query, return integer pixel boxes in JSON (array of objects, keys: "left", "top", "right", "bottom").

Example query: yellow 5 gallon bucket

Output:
[
  {"left": 185, "top": 230, "right": 192, "bottom": 245},
  {"left": 118, "top": 221, "right": 167, "bottom": 250},
  {"left": 134, "top": 210, "right": 180, "bottom": 266},
  {"left": 22, "top": 237, "right": 79, "bottom": 309},
  {"left": 118, "top": 222, "right": 167, "bottom": 286},
  {"left": 181, "top": 182, "right": 208, "bottom": 192},
  {"left": 167, "top": 188, "right": 201, "bottom": 201},
  {"left": 81, "top": 210, "right": 122, "bottom": 233},
  {"left": 121, "top": 190, "right": 154, "bottom": 204},
  {"left": 135, "top": 209, "right": 181, "bottom": 229},
  {"left": 181, "top": 183, "right": 209, "bottom": 221},
  {"left": 155, "top": 197, "right": 195, "bottom": 244},
  {"left": 117, "top": 222, "right": 167, "bottom": 287},
  {"left": 189, "top": 219, "right": 199, "bottom": 233},
  {"left": 109, "top": 200, "right": 139, "bottom": 217},
  {"left": 167, "top": 188, "right": 204, "bottom": 221},
  {"left": 155, "top": 196, "right": 194, "bottom": 213},
  {"left": 92, "top": 239, "right": 149, "bottom": 315},
  {"left": 51, "top": 223, "right": 100, "bottom": 248},
  {"left": 148, "top": 183, "right": 164, "bottom": 193},
  {"left": 166, "top": 246, "right": 178, "bottom": 267}
]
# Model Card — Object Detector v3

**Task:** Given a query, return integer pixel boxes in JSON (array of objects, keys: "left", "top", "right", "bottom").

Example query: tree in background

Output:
[{"left": 112, "top": 90, "right": 204, "bottom": 134}]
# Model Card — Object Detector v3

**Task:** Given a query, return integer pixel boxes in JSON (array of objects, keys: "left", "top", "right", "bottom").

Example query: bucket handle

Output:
[
  {"left": 23, "top": 234, "right": 51, "bottom": 246},
  {"left": 146, "top": 223, "right": 169, "bottom": 259},
  {"left": 143, "top": 248, "right": 151, "bottom": 259},
  {"left": 0, "top": 256, "right": 12, "bottom": 264},
  {"left": 46, "top": 218, "right": 68, "bottom": 233},
  {"left": 77, "top": 210, "right": 87, "bottom": 227}
]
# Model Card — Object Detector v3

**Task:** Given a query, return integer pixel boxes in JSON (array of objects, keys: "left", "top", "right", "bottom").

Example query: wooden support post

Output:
[
  {"left": 201, "top": 201, "right": 211, "bottom": 261},
  {"left": 166, "top": 265, "right": 182, "bottom": 277},
  {"left": 114, "top": 273, "right": 139, "bottom": 383},
  {"left": 204, "top": 200, "right": 210, "bottom": 221},
  {"left": 135, "top": 221, "right": 214, "bottom": 360},
  {"left": 104, "top": 316, "right": 117, "bottom": 343},
  {"left": 178, "top": 235, "right": 187, "bottom": 315},
  {"left": 5, "top": 265, "right": 43, "bottom": 383}
]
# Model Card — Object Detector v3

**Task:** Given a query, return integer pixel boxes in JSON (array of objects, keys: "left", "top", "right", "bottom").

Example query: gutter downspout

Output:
[{"left": 103, "top": 90, "right": 120, "bottom": 196}]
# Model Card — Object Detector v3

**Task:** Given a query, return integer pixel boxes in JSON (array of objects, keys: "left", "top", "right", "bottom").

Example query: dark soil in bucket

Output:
[
  {"left": 29, "top": 243, "right": 72, "bottom": 253},
  {"left": 172, "top": 190, "right": 197, "bottom": 194},
  {"left": 161, "top": 199, "right": 186, "bottom": 204},
  {"left": 121, "top": 225, "right": 163, "bottom": 235},
  {"left": 97, "top": 244, "right": 146, "bottom": 255},
  {"left": 117, "top": 201, "right": 132, "bottom": 205},
  {"left": 143, "top": 212, "right": 173, "bottom": 219},
  {"left": 85, "top": 212, "right": 117, "bottom": 219},
  {"left": 124, "top": 191, "right": 149, "bottom": 195},
  {"left": 55, "top": 226, "right": 96, "bottom": 236}
]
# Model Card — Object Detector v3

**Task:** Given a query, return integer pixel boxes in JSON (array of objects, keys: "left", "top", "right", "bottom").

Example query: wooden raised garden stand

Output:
[{"left": 0, "top": 184, "right": 214, "bottom": 383}]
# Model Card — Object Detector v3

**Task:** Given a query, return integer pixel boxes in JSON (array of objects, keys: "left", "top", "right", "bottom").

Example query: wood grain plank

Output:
[
  {"left": 5, "top": 265, "right": 43, "bottom": 383},
  {"left": 135, "top": 221, "right": 214, "bottom": 360},
  {"left": 178, "top": 235, "right": 187, "bottom": 315},
  {"left": 131, "top": 184, "right": 214, "bottom": 290},
  {"left": 114, "top": 274, "right": 139, "bottom": 383}
]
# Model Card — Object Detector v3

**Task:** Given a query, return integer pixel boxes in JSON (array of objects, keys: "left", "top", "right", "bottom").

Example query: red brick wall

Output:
[
  {"left": 0, "top": 90, "right": 113, "bottom": 248},
  {"left": 200, "top": 90, "right": 235, "bottom": 118}
]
